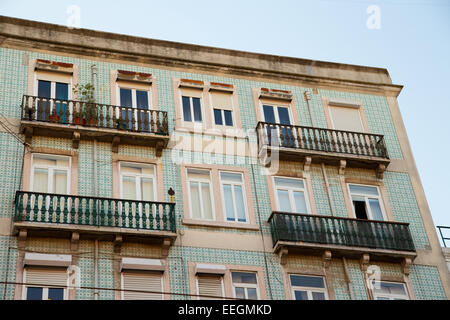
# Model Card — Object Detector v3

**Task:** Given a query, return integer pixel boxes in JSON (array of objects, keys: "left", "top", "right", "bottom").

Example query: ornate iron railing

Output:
[
  {"left": 269, "top": 212, "right": 415, "bottom": 252},
  {"left": 21, "top": 95, "right": 169, "bottom": 135},
  {"left": 15, "top": 191, "right": 176, "bottom": 232},
  {"left": 256, "top": 122, "right": 389, "bottom": 159}
]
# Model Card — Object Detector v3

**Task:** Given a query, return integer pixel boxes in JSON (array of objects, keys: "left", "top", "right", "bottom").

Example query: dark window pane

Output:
[
  {"left": 312, "top": 292, "right": 325, "bottom": 300},
  {"left": 224, "top": 110, "right": 233, "bottom": 126},
  {"left": 38, "top": 80, "right": 51, "bottom": 98},
  {"left": 192, "top": 97, "right": 202, "bottom": 122},
  {"left": 26, "top": 287, "right": 43, "bottom": 300},
  {"left": 120, "top": 88, "right": 132, "bottom": 107},
  {"left": 263, "top": 105, "right": 275, "bottom": 123},
  {"left": 278, "top": 107, "right": 291, "bottom": 125},
  {"left": 232, "top": 272, "right": 257, "bottom": 284},
  {"left": 353, "top": 200, "right": 368, "bottom": 220},
  {"left": 234, "top": 287, "right": 245, "bottom": 299},
  {"left": 136, "top": 90, "right": 149, "bottom": 110},
  {"left": 294, "top": 290, "right": 308, "bottom": 300},
  {"left": 182, "top": 96, "right": 192, "bottom": 122},
  {"left": 214, "top": 109, "right": 223, "bottom": 125},
  {"left": 290, "top": 275, "right": 325, "bottom": 288},
  {"left": 55, "top": 83, "right": 68, "bottom": 100},
  {"left": 48, "top": 288, "right": 64, "bottom": 300},
  {"left": 247, "top": 288, "right": 258, "bottom": 300}
]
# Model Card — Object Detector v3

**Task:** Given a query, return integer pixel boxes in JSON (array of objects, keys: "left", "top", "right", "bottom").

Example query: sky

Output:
[{"left": 1, "top": 0, "right": 449, "bottom": 243}]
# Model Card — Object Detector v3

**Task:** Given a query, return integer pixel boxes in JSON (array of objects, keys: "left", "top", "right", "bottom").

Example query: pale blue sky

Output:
[{"left": 1, "top": 0, "right": 449, "bottom": 242}]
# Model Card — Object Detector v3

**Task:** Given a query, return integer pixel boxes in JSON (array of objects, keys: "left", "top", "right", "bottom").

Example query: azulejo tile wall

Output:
[{"left": 0, "top": 46, "right": 446, "bottom": 300}]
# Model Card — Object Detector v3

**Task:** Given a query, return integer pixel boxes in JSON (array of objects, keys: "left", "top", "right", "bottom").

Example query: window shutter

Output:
[
  {"left": 122, "top": 271, "right": 163, "bottom": 300},
  {"left": 211, "top": 91, "right": 233, "bottom": 110},
  {"left": 197, "top": 275, "right": 223, "bottom": 300},
  {"left": 25, "top": 267, "right": 67, "bottom": 287},
  {"left": 180, "top": 87, "right": 203, "bottom": 98},
  {"left": 329, "top": 105, "right": 363, "bottom": 132}
]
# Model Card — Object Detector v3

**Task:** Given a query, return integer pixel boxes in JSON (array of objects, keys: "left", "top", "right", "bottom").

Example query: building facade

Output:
[{"left": 0, "top": 16, "right": 448, "bottom": 300}]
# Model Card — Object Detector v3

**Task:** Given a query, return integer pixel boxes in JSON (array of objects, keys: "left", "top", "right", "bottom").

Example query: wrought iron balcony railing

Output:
[
  {"left": 269, "top": 211, "right": 415, "bottom": 252},
  {"left": 256, "top": 122, "right": 389, "bottom": 160},
  {"left": 15, "top": 191, "right": 176, "bottom": 233},
  {"left": 21, "top": 95, "right": 169, "bottom": 135}
]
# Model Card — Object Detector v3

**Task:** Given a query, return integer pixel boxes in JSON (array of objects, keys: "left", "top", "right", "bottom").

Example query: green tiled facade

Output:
[{"left": 0, "top": 29, "right": 447, "bottom": 302}]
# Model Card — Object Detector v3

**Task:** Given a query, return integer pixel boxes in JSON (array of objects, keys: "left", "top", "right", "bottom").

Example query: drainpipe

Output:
[
  {"left": 342, "top": 257, "right": 355, "bottom": 300},
  {"left": 303, "top": 90, "right": 315, "bottom": 127},
  {"left": 321, "top": 163, "right": 336, "bottom": 217}
]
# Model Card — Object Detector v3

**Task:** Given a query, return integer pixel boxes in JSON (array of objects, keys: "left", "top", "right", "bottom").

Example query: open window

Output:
[{"left": 348, "top": 184, "right": 386, "bottom": 221}]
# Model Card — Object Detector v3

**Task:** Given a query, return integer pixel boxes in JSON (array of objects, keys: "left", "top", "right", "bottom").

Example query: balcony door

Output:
[
  {"left": 118, "top": 86, "right": 151, "bottom": 131},
  {"left": 36, "top": 80, "right": 70, "bottom": 123},
  {"left": 262, "top": 104, "right": 294, "bottom": 147}
]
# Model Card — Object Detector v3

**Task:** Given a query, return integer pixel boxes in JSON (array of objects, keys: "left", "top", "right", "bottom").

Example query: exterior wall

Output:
[{"left": 0, "top": 17, "right": 448, "bottom": 300}]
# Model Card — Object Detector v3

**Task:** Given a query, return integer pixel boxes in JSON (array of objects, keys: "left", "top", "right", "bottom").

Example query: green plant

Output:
[{"left": 72, "top": 83, "right": 97, "bottom": 121}]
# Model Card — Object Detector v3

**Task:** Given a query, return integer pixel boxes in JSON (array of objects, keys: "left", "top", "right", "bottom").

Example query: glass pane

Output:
[
  {"left": 53, "top": 170, "right": 68, "bottom": 194},
  {"left": 55, "top": 82, "right": 68, "bottom": 100},
  {"left": 141, "top": 178, "right": 154, "bottom": 201},
  {"left": 274, "top": 177, "right": 304, "bottom": 189},
  {"left": 293, "top": 290, "right": 308, "bottom": 300},
  {"left": 201, "top": 182, "right": 213, "bottom": 219},
  {"left": 214, "top": 109, "right": 223, "bottom": 125},
  {"left": 26, "top": 287, "right": 43, "bottom": 300},
  {"left": 38, "top": 80, "right": 51, "bottom": 98},
  {"left": 369, "top": 198, "right": 384, "bottom": 221},
  {"left": 293, "top": 191, "right": 308, "bottom": 214},
  {"left": 182, "top": 96, "right": 192, "bottom": 122},
  {"left": 224, "top": 110, "right": 233, "bottom": 126},
  {"left": 122, "top": 176, "right": 137, "bottom": 200},
  {"left": 277, "top": 107, "right": 291, "bottom": 125},
  {"left": 192, "top": 97, "right": 202, "bottom": 122},
  {"left": 220, "top": 172, "right": 242, "bottom": 183},
  {"left": 290, "top": 275, "right": 325, "bottom": 288},
  {"left": 349, "top": 184, "right": 379, "bottom": 196},
  {"left": 231, "top": 272, "right": 257, "bottom": 284},
  {"left": 189, "top": 182, "right": 201, "bottom": 219},
  {"left": 312, "top": 292, "right": 325, "bottom": 300},
  {"left": 277, "top": 190, "right": 291, "bottom": 212},
  {"left": 376, "top": 297, "right": 390, "bottom": 300},
  {"left": 262, "top": 105, "right": 275, "bottom": 123},
  {"left": 373, "top": 282, "right": 406, "bottom": 295},
  {"left": 136, "top": 90, "right": 149, "bottom": 110},
  {"left": 48, "top": 288, "right": 64, "bottom": 300},
  {"left": 33, "top": 168, "right": 48, "bottom": 193},
  {"left": 234, "top": 185, "right": 246, "bottom": 222},
  {"left": 120, "top": 88, "right": 132, "bottom": 107},
  {"left": 223, "top": 184, "right": 235, "bottom": 221},
  {"left": 247, "top": 288, "right": 258, "bottom": 300},
  {"left": 235, "top": 287, "right": 245, "bottom": 299}
]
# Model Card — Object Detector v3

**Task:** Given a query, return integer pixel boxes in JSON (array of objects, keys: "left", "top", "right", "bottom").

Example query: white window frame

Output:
[
  {"left": 116, "top": 84, "right": 152, "bottom": 129},
  {"left": 219, "top": 171, "right": 249, "bottom": 223},
  {"left": 196, "top": 275, "right": 225, "bottom": 300},
  {"left": 119, "top": 162, "right": 157, "bottom": 201},
  {"left": 22, "top": 269, "right": 68, "bottom": 300},
  {"left": 273, "top": 176, "right": 311, "bottom": 214},
  {"left": 187, "top": 168, "right": 215, "bottom": 221},
  {"left": 30, "top": 153, "right": 71, "bottom": 194},
  {"left": 181, "top": 94, "right": 204, "bottom": 125},
  {"left": 120, "top": 271, "right": 164, "bottom": 300},
  {"left": 289, "top": 274, "right": 328, "bottom": 301},
  {"left": 213, "top": 108, "right": 234, "bottom": 128},
  {"left": 347, "top": 183, "right": 387, "bottom": 221},
  {"left": 260, "top": 103, "right": 293, "bottom": 124},
  {"left": 34, "top": 73, "right": 73, "bottom": 120},
  {"left": 371, "top": 281, "right": 409, "bottom": 300},
  {"left": 231, "top": 271, "right": 260, "bottom": 300}
]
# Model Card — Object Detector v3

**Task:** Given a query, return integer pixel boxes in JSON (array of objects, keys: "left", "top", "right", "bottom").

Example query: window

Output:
[
  {"left": 187, "top": 169, "right": 214, "bottom": 220},
  {"left": 117, "top": 85, "right": 152, "bottom": 131},
  {"left": 31, "top": 154, "right": 70, "bottom": 194},
  {"left": 181, "top": 88, "right": 203, "bottom": 124},
  {"left": 197, "top": 275, "right": 224, "bottom": 300},
  {"left": 23, "top": 267, "right": 67, "bottom": 300},
  {"left": 371, "top": 281, "right": 409, "bottom": 300},
  {"left": 211, "top": 91, "right": 233, "bottom": 127},
  {"left": 120, "top": 162, "right": 157, "bottom": 201},
  {"left": 289, "top": 275, "right": 328, "bottom": 300},
  {"left": 121, "top": 271, "right": 163, "bottom": 300},
  {"left": 220, "top": 172, "right": 248, "bottom": 223},
  {"left": 231, "top": 272, "right": 259, "bottom": 300},
  {"left": 274, "top": 177, "right": 310, "bottom": 214},
  {"left": 348, "top": 184, "right": 386, "bottom": 221},
  {"left": 35, "top": 76, "right": 71, "bottom": 123},
  {"left": 328, "top": 104, "right": 364, "bottom": 132}
]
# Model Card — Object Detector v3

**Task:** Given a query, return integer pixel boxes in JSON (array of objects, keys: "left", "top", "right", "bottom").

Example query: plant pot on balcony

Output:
[
  {"left": 49, "top": 115, "right": 60, "bottom": 122},
  {"left": 74, "top": 116, "right": 83, "bottom": 125}
]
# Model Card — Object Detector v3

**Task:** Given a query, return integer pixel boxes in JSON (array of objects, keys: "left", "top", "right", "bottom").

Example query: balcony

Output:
[
  {"left": 269, "top": 212, "right": 416, "bottom": 262},
  {"left": 256, "top": 122, "right": 390, "bottom": 174},
  {"left": 13, "top": 191, "right": 177, "bottom": 251},
  {"left": 20, "top": 95, "right": 170, "bottom": 154}
]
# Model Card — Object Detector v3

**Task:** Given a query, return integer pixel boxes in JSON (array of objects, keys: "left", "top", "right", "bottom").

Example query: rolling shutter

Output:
[
  {"left": 197, "top": 275, "right": 223, "bottom": 300},
  {"left": 211, "top": 91, "right": 233, "bottom": 110},
  {"left": 329, "top": 105, "right": 363, "bottom": 132},
  {"left": 122, "top": 271, "right": 163, "bottom": 300},
  {"left": 25, "top": 267, "right": 67, "bottom": 287}
]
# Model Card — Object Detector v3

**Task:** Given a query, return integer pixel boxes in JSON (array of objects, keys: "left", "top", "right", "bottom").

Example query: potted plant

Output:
[{"left": 72, "top": 83, "right": 97, "bottom": 126}]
